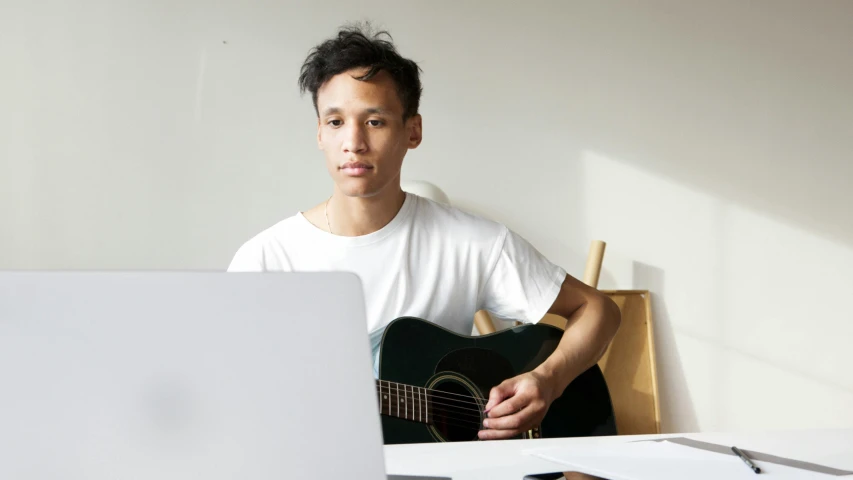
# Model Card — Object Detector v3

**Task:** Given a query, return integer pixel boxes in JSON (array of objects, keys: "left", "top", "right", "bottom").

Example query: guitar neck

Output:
[{"left": 376, "top": 379, "right": 432, "bottom": 425}]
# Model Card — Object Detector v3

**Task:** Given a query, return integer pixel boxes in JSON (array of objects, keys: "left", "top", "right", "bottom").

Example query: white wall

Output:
[{"left": 3, "top": 0, "right": 852, "bottom": 433}]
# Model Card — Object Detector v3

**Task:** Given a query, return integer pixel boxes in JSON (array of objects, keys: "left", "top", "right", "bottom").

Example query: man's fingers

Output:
[
  {"left": 478, "top": 372, "right": 553, "bottom": 441},
  {"left": 478, "top": 405, "right": 537, "bottom": 440},
  {"left": 482, "top": 404, "right": 535, "bottom": 431},
  {"left": 477, "top": 426, "right": 523, "bottom": 440},
  {"left": 483, "top": 381, "right": 515, "bottom": 413},
  {"left": 484, "top": 394, "right": 527, "bottom": 420}
]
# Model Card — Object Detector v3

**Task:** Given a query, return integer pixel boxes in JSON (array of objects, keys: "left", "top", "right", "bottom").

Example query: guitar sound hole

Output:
[{"left": 429, "top": 378, "right": 484, "bottom": 442}]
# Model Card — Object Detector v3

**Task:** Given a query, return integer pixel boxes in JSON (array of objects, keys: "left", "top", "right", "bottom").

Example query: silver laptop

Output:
[{"left": 0, "top": 271, "right": 438, "bottom": 479}]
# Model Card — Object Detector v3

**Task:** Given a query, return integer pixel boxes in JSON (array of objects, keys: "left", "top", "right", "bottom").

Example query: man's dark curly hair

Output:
[{"left": 298, "top": 23, "right": 423, "bottom": 120}]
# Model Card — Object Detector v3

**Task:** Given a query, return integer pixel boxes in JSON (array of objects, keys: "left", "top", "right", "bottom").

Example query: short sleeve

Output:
[
  {"left": 226, "top": 240, "right": 266, "bottom": 272},
  {"left": 479, "top": 227, "right": 567, "bottom": 324}
]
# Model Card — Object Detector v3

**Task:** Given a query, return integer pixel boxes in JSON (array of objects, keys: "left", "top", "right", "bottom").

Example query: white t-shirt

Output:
[{"left": 227, "top": 193, "right": 567, "bottom": 376}]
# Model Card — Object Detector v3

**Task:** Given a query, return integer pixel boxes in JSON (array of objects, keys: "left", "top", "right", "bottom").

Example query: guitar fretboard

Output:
[{"left": 376, "top": 380, "right": 431, "bottom": 425}]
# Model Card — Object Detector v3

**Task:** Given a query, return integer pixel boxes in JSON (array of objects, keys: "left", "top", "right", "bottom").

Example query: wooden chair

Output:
[{"left": 473, "top": 241, "right": 662, "bottom": 435}]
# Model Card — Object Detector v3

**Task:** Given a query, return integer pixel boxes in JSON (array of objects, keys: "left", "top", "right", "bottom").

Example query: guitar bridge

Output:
[{"left": 524, "top": 425, "right": 541, "bottom": 439}]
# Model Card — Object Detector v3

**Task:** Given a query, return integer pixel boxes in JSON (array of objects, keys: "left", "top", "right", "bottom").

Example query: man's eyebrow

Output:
[{"left": 320, "top": 106, "right": 390, "bottom": 116}]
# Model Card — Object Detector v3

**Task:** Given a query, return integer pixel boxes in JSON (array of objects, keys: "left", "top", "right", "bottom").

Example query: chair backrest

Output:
[{"left": 596, "top": 289, "right": 661, "bottom": 434}]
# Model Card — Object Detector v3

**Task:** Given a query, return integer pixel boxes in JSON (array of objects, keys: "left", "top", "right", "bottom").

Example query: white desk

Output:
[{"left": 384, "top": 429, "right": 853, "bottom": 479}]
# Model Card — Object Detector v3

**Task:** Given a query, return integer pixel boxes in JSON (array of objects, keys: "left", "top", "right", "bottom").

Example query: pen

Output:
[{"left": 732, "top": 446, "right": 761, "bottom": 474}]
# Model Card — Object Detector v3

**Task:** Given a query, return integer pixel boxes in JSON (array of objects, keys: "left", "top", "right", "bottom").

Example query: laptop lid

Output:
[{"left": 0, "top": 271, "right": 386, "bottom": 479}]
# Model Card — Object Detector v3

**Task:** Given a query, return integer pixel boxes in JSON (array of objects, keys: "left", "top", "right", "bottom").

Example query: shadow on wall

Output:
[
  {"left": 632, "top": 261, "right": 699, "bottom": 433},
  {"left": 582, "top": 139, "right": 853, "bottom": 432}
]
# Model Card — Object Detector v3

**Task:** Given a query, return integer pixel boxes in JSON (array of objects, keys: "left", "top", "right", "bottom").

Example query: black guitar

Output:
[{"left": 376, "top": 317, "right": 617, "bottom": 444}]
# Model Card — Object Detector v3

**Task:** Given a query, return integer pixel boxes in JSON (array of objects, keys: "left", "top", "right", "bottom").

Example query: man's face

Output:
[{"left": 316, "top": 68, "right": 422, "bottom": 198}]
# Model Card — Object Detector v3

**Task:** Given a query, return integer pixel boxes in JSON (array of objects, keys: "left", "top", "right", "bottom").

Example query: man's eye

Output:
[
  {"left": 367, "top": 120, "right": 383, "bottom": 127},
  {"left": 328, "top": 120, "right": 342, "bottom": 127}
]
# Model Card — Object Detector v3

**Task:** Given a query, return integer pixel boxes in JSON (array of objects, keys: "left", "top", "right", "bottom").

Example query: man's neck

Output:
[{"left": 326, "top": 187, "right": 407, "bottom": 237}]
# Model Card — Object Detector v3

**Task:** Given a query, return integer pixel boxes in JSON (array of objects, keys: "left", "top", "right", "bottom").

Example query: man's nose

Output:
[{"left": 342, "top": 124, "right": 368, "bottom": 154}]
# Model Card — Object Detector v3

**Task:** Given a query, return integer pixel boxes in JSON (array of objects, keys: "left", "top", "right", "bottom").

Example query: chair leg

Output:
[{"left": 583, "top": 240, "right": 606, "bottom": 288}]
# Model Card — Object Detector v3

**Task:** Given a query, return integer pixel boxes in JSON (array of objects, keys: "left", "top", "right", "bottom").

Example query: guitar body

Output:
[{"left": 378, "top": 316, "right": 617, "bottom": 444}]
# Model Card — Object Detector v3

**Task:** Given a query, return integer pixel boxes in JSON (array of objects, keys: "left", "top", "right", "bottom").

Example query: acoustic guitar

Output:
[{"left": 376, "top": 316, "right": 617, "bottom": 444}]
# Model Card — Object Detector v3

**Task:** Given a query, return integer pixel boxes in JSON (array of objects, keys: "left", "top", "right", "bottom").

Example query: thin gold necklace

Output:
[{"left": 324, "top": 196, "right": 332, "bottom": 234}]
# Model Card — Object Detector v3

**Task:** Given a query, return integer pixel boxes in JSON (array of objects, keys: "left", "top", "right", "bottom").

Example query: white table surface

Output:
[{"left": 384, "top": 429, "right": 853, "bottom": 479}]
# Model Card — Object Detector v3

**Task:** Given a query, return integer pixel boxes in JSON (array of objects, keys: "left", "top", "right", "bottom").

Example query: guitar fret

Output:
[
  {"left": 424, "top": 389, "right": 429, "bottom": 425},
  {"left": 424, "top": 386, "right": 427, "bottom": 423},
  {"left": 376, "top": 381, "right": 432, "bottom": 425}
]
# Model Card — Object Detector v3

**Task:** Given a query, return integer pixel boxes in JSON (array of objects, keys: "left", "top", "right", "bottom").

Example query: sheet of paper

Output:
[
  {"left": 524, "top": 441, "right": 835, "bottom": 479},
  {"left": 654, "top": 437, "right": 853, "bottom": 476}
]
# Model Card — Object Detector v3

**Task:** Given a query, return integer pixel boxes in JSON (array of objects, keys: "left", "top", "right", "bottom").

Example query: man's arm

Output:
[
  {"left": 536, "top": 273, "right": 622, "bottom": 393},
  {"left": 478, "top": 274, "right": 621, "bottom": 440}
]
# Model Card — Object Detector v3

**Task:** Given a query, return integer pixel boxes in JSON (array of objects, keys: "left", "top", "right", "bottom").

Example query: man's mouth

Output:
[{"left": 340, "top": 162, "right": 373, "bottom": 176}]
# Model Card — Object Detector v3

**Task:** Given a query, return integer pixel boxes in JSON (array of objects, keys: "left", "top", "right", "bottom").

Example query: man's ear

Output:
[
  {"left": 407, "top": 114, "right": 423, "bottom": 149},
  {"left": 317, "top": 118, "right": 324, "bottom": 150}
]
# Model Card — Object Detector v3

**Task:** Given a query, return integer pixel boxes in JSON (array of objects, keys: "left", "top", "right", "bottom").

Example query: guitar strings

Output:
[
  {"left": 377, "top": 400, "right": 488, "bottom": 429},
  {"left": 377, "top": 401, "right": 513, "bottom": 431},
  {"left": 374, "top": 385, "right": 542, "bottom": 435},
  {"left": 376, "top": 380, "right": 489, "bottom": 403},
  {"left": 374, "top": 388, "right": 501, "bottom": 425},
  {"left": 375, "top": 384, "right": 486, "bottom": 413},
  {"left": 375, "top": 396, "right": 524, "bottom": 431},
  {"left": 374, "top": 381, "right": 528, "bottom": 426},
  {"left": 379, "top": 408, "right": 485, "bottom": 429},
  {"left": 375, "top": 387, "right": 509, "bottom": 426},
  {"left": 376, "top": 385, "right": 486, "bottom": 417},
  {"left": 376, "top": 380, "right": 489, "bottom": 404},
  {"left": 418, "top": 416, "right": 487, "bottom": 430}
]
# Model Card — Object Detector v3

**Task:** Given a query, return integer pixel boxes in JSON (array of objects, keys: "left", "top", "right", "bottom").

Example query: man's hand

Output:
[
  {"left": 478, "top": 371, "right": 558, "bottom": 440},
  {"left": 477, "top": 273, "right": 622, "bottom": 441}
]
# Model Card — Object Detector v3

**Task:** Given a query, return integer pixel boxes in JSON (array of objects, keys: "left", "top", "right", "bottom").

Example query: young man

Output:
[{"left": 227, "top": 24, "right": 621, "bottom": 440}]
